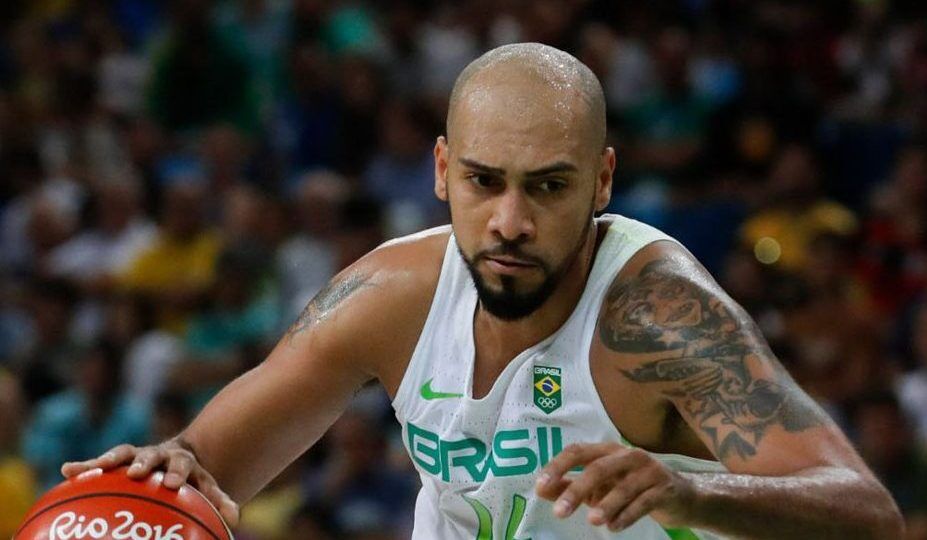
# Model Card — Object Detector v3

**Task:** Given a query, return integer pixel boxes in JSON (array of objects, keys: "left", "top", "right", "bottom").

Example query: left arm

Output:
[{"left": 536, "top": 242, "right": 903, "bottom": 539}]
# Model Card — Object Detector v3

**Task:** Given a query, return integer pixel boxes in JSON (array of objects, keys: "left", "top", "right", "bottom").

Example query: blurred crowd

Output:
[{"left": 0, "top": 0, "right": 926, "bottom": 538}]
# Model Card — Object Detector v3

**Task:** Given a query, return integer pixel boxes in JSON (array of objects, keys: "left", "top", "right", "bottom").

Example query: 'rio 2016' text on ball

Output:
[{"left": 49, "top": 511, "right": 185, "bottom": 540}]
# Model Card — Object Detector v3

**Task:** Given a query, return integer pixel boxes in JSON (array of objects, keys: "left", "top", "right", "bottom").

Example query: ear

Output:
[
  {"left": 595, "top": 147, "right": 615, "bottom": 212},
  {"left": 434, "top": 136, "right": 449, "bottom": 202}
]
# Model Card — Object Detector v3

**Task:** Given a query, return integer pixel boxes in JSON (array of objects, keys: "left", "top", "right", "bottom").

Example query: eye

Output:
[
  {"left": 467, "top": 173, "right": 499, "bottom": 188},
  {"left": 534, "top": 178, "right": 567, "bottom": 193}
]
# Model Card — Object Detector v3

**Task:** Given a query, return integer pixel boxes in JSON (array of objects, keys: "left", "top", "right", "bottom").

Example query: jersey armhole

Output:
[{"left": 391, "top": 232, "right": 458, "bottom": 414}]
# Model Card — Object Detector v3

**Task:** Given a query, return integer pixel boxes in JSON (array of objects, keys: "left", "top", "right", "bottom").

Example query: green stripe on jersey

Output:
[{"left": 664, "top": 527, "right": 702, "bottom": 539}]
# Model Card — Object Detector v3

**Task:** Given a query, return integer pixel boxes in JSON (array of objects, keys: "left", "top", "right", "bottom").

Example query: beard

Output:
[{"left": 457, "top": 209, "right": 595, "bottom": 321}]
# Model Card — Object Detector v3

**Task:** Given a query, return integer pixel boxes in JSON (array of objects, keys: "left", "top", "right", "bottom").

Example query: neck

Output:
[{"left": 474, "top": 219, "right": 604, "bottom": 361}]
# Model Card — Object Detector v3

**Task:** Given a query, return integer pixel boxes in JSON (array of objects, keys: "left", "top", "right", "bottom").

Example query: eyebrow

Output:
[{"left": 458, "top": 158, "right": 578, "bottom": 177}]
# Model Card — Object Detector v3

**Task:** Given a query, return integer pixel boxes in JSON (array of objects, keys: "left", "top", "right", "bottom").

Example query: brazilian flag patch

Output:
[{"left": 533, "top": 365, "right": 562, "bottom": 414}]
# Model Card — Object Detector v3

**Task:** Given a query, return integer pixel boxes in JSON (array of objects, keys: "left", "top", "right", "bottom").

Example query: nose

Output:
[{"left": 488, "top": 188, "right": 536, "bottom": 243}]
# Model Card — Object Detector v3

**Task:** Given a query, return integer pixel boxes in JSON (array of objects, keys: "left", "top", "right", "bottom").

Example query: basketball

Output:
[{"left": 14, "top": 467, "right": 233, "bottom": 540}]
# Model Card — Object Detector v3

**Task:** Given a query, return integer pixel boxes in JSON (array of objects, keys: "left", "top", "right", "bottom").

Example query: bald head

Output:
[{"left": 447, "top": 43, "right": 606, "bottom": 152}]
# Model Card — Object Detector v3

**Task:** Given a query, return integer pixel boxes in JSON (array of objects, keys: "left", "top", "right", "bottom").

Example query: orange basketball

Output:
[{"left": 14, "top": 467, "right": 233, "bottom": 540}]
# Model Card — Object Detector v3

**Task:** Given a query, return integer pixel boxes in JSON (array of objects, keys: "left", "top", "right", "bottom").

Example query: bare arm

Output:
[
  {"left": 538, "top": 242, "right": 903, "bottom": 538},
  {"left": 181, "top": 269, "right": 380, "bottom": 502},
  {"left": 63, "top": 233, "right": 444, "bottom": 523}
]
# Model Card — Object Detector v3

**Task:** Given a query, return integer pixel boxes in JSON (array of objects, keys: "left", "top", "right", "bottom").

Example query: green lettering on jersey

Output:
[
  {"left": 441, "top": 437, "right": 488, "bottom": 482},
  {"left": 407, "top": 422, "right": 441, "bottom": 475},
  {"left": 407, "top": 422, "right": 563, "bottom": 482},
  {"left": 492, "top": 430, "right": 537, "bottom": 477}
]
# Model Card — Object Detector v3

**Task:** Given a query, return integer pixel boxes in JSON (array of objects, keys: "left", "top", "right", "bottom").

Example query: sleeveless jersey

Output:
[{"left": 391, "top": 215, "right": 727, "bottom": 540}]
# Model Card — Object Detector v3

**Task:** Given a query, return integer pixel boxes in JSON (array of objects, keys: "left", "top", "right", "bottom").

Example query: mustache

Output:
[{"left": 473, "top": 243, "right": 546, "bottom": 267}]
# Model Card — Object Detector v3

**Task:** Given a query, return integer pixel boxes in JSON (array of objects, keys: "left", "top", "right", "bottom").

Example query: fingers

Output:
[
  {"left": 62, "top": 444, "right": 138, "bottom": 478},
  {"left": 550, "top": 449, "right": 647, "bottom": 519},
  {"left": 586, "top": 470, "right": 656, "bottom": 528},
  {"left": 535, "top": 443, "right": 618, "bottom": 500},
  {"left": 59, "top": 440, "right": 239, "bottom": 528},
  {"left": 191, "top": 470, "right": 241, "bottom": 527},
  {"left": 127, "top": 446, "right": 167, "bottom": 478},
  {"left": 162, "top": 453, "right": 195, "bottom": 490},
  {"left": 606, "top": 485, "right": 665, "bottom": 532}
]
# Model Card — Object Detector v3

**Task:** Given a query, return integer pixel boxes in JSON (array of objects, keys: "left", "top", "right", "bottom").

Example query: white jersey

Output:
[{"left": 392, "top": 215, "right": 726, "bottom": 540}]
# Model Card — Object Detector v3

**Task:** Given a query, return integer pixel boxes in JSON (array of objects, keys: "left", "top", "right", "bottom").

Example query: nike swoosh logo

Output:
[{"left": 420, "top": 378, "right": 464, "bottom": 400}]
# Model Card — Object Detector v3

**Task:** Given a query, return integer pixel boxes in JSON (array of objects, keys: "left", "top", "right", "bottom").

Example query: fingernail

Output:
[
  {"left": 129, "top": 463, "right": 142, "bottom": 472},
  {"left": 536, "top": 473, "right": 550, "bottom": 487},
  {"left": 588, "top": 508, "right": 604, "bottom": 524},
  {"left": 163, "top": 473, "right": 180, "bottom": 488},
  {"left": 554, "top": 498, "right": 573, "bottom": 517}
]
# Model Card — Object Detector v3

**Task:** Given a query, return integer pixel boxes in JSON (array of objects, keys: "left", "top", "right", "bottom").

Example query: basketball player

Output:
[{"left": 63, "top": 44, "right": 902, "bottom": 539}]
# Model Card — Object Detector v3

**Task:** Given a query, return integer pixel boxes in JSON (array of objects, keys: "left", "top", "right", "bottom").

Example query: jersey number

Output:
[{"left": 462, "top": 494, "right": 529, "bottom": 540}]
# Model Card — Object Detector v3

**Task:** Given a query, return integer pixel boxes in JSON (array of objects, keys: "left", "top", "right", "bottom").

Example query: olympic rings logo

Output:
[{"left": 537, "top": 397, "right": 559, "bottom": 409}]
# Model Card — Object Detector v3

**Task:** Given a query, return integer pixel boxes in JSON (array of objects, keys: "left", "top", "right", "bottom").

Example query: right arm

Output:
[{"left": 62, "top": 235, "right": 444, "bottom": 524}]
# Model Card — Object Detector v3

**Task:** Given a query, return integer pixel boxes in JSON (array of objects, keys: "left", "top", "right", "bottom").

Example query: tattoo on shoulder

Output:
[
  {"left": 600, "top": 259, "right": 827, "bottom": 461},
  {"left": 285, "top": 272, "right": 375, "bottom": 344}
]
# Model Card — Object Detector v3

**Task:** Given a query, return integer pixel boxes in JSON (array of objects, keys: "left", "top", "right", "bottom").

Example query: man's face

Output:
[{"left": 435, "top": 75, "right": 613, "bottom": 319}]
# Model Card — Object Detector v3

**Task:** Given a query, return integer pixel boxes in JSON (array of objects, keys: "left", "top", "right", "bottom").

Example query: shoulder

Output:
[
  {"left": 350, "top": 225, "right": 450, "bottom": 309},
  {"left": 597, "top": 239, "right": 736, "bottom": 355},
  {"left": 281, "top": 226, "right": 450, "bottom": 379}
]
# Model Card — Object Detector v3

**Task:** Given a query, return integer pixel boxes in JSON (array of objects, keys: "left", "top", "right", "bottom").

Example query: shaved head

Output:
[
  {"left": 447, "top": 43, "right": 606, "bottom": 152},
  {"left": 438, "top": 43, "right": 614, "bottom": 321}
]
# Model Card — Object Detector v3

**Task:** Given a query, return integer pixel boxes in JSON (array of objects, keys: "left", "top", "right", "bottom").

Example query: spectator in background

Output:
[
  {"left": 147, "top": 0, "right": 259, "bottom": 134},
  {"left": 213, "top": 0, "right": 290, "bottom": 121},
  {"left": 15, "top": 279, "right": 79, "bottom": 405},
  {"left": 119, "top": 181, "right": 222, "bottom": 333},
  {"left": 740, "top": 144, "right": 858, "bottom": 273},
  {"left": 23, "top": 340, "right": 149, "bottom": 490},
  {"left": 364, "top": 99, "right": 444, "bottom": 234},
  {"left": 335, "top": 55, "right": 384, "bottom": 176},
  {"left": 45, "top": 177, "right": 156, "bottom": 294},
  {"left": 0, "top": 274, "right": 33, "bottom": 364},
  {"left": 287, "top": 502, "right": 337, "bottom": 540},
  {"left": 577, "top": 22, "right": 655, "bottom": 113},
  {"left": 273, "top": 40, "right": 342, "bottom": 175},
  {"left": 851, "top": 391, "right": 927, "bottom": 539},
  {"left": 150, "top": 391, "right": 191, "bottom": 443},
  {"left": 238, "top": 460, "right": 307, "bottom": 540},
  {"left": 106, "top": 293, "right": 182, "bottom": 410},
  {"left": 0, "top": 371, "right": 36, "bottom": 540},
  {"left": 169, "top": 243, "right": 278, "bottom": 412},
  {"left": 220, "top": 183, "right": 271, "bottom": 245},
  {"left": 96, "top": 21, "right": 150, "bottom": 118},
  {"left": 415, "top": 3, "right": 479, "bottom": 108},
  {"left": 899, "top": 301, "right": 927, "bottom": 449},
  {"left": 832, "top": 0, "right": 899, "bottom": 122},
  {"left": 2, "top": 185, "right": 83, "bottom": 277},
  {"left": 622, "top": 27, "right": 711, "bottom": 181},
  {"left": 333, "top": 194, "right": 386, "bottom": 272},
  {"left": 784, "top": 233, "right": 885, "bottom": 416},
  {"left": 277, "top": 171, "right": 347, "bottom": 322},
  {"left": 858, "top": 146, "right": 927, "bottom": 315},
  {"left": 200, "top": 124, "right": 253, "bottom": 194},
  {"left": 303, "top": 408, "right": 416, "bottom": 540}
]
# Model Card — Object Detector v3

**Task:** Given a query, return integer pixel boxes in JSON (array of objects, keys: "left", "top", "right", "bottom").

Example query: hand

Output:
[
  {"left": 535, "top": 442, "right": 694, "bottom": 532},
  {"left": 60, "top": 439, "right": 240, "bottom": 526}
]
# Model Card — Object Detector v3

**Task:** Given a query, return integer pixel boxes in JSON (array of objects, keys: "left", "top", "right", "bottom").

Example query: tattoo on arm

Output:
[
  {"left": 599, "top": 259, "right": 827, "bottom": 461},
  {"left": 285, "top": 272, "right": 375, "bottom": 344}
]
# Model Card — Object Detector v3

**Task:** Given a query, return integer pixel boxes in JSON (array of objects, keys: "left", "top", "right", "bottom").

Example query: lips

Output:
[
  {"left": 486, "top": 256, "right": 535, "bottom": 267},
  {"left": 483, "top": 256, "right": 537, "bottom": 275}
]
